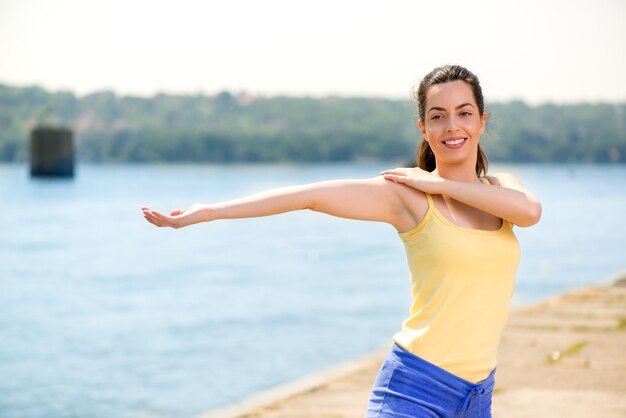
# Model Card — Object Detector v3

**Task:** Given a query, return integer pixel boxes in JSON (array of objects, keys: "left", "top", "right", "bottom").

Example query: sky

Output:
[{"left": 0, "top": 0, "right": 625, "bottom": 104}]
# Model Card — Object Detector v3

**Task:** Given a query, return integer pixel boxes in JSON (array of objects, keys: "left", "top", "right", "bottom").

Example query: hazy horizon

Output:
[
  {"left": 1, "top": 0, "right": 625, "bottom": 104},
  {"left": 4, "top": 81, "right": 626, "bottom": 107}
]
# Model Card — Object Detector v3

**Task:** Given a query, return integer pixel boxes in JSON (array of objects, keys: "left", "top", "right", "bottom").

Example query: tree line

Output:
[{"left": 0, "top": 84, "right": 624, "bottom": 164}]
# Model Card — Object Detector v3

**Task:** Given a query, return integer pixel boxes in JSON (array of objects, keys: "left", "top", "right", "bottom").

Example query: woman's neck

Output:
[{"left": 432, "top": 162, "right": 481, "bottom": 182}]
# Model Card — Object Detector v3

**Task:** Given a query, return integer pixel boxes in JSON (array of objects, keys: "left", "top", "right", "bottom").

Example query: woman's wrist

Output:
[
  {"left": 425, "top": 176, "right": 448, "bottom": 195},
  {"left": 200, "top": 204, "right": 217, "bottom": 222}
]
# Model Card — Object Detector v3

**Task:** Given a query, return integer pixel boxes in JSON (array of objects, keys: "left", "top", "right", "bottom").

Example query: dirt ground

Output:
[{"left": 200, "top": 276, "right": 626, "bottom": 418}]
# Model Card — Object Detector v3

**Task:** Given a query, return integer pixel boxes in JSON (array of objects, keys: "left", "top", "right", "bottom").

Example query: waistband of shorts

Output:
[{"left": 389, "top": 343, "right": 496, "bottom": 393}]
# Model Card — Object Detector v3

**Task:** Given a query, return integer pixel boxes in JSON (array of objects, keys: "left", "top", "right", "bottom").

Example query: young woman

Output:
[{"left": 142, "top": 65, "right": 541, "bottom": 417}]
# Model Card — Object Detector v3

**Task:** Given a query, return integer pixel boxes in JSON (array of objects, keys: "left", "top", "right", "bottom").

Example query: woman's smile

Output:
[{"left": 442, "top": 136, "right": 467, "bottom": 149}]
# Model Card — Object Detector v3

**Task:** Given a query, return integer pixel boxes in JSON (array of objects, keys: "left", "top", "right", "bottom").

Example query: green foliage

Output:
[
  {"left": 483, "top": 101, "right": 626, "bottom": 163},
  {"left": 0, "top": 84, "right": 624, "bottom": 163}
]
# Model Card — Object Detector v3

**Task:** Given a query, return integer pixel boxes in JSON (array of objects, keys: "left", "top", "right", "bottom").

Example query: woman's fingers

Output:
[
  {"left": 143, "top": 211, "right": 165, "bottom": 227},
  {"left": 382, "top": 174, "right": 408, "bottom": 184},
  {"left": 380, "top": 168, "right": 409, "bottom": 176},
  {"left": 151, "top": 210, "right": 178, "bottom": 226},
  {"left": 170, "top": 209, "right": 185, "bottom": 216},
  {"left": 142, "top": 208, "right": 175, "bottom": 228},
  {"left": 147, "top": 212, "right": 166, "bottom": 227}
]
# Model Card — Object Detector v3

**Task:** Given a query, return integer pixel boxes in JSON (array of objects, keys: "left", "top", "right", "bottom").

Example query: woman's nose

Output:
[{"left": 445, "top": 116, "right": 458, "bottom": 131}]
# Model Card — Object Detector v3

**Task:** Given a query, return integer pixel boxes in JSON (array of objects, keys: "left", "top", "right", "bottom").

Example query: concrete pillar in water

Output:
[{"left": 30, "top": 126, "right": 75, "bottom": 177}]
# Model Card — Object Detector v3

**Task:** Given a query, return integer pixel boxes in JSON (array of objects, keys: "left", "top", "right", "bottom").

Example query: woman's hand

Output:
[
  {"left": 142, "top": 203, "right": 210, "bottom": 229},
  {"left": 380, "top": 167, "right": 445, "bottom": 195}
]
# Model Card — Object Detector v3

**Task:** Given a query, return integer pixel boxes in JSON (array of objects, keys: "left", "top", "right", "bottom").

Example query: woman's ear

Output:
[
  {"left": 417, "top": 119, "right": 427, "bottom": 138},
  {"left": 480, "top": 112, "right": 488, "bottom": 135}
]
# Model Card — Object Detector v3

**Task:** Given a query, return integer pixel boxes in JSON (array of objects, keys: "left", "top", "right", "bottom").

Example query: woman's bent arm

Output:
[
  {"left": 436, "top": 173, "right": 542, "bottom": 227},
  {"left": 381, "top": 168, "right": 541, "bottom": 227},
  {"left": 142, "top": 176, "right": 412, "bottom": 230}
]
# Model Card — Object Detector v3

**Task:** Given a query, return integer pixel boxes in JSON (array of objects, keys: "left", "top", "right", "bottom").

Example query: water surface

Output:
[{"left": 1, "top": 163, "right": 624, "bottom": 418}]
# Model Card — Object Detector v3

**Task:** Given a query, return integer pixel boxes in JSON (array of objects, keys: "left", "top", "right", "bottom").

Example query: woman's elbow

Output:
[{"left": 516, "top": 201, "right": 542, "bottom": 227}]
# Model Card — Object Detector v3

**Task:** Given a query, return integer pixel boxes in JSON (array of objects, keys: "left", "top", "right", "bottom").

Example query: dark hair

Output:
[{"left": 412, "top": 65, "right": 488, "bottom": 177}]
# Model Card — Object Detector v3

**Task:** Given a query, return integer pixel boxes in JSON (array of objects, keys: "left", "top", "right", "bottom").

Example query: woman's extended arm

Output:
[
  {"left": 142, "top": 176, "right": 414, "bottom": 230},
  {"left": 381, "top": 168, "right": 542, "bottom": 227}
]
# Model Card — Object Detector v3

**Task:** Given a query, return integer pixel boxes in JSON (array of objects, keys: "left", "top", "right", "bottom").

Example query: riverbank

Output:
[{"left": 199, "top": 274, "right": 626, "bottom": 418}]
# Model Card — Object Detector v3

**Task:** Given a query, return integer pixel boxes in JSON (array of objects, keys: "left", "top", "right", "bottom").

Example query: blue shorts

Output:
[{"left": 366, "top": 343, "right": 495, "bottom": 418}]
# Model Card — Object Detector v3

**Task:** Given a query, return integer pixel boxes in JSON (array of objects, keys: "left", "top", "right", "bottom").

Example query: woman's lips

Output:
[{"left": 442, "top": 137, "right": 467, "bottom": 149}]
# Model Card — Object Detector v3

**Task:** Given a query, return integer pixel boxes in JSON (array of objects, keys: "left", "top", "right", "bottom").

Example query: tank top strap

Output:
[{"left": 425, "top": 192, "right": 435, "bottom": 209}]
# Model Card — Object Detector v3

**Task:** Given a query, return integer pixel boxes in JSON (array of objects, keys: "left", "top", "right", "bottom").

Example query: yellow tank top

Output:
[{"left": 393, "top": 182, "right": 520, "bottom": 383}]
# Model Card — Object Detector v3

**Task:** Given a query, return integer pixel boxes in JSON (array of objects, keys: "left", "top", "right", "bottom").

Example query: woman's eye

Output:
[
  {"left": 460, "top": 111, "right": 472, "bottom": 117},
  {"left": 430, "top": 115, "right": 442, "bottom": 120}
]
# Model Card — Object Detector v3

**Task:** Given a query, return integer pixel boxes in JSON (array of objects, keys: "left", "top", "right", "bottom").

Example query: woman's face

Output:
[{"left": 418, "top": 80, "right": 487, "bottom": 169}]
